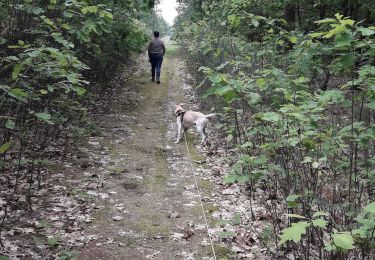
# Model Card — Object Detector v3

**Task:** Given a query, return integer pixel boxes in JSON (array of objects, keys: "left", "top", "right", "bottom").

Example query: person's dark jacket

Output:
[{"left": 148, "top": 38, "right": 166, "bottom": 57}]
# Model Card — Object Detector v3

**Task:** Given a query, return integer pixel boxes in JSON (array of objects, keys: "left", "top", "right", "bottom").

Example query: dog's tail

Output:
[{"left": 204, "top": 113, "right": 216, "bottom": 119}]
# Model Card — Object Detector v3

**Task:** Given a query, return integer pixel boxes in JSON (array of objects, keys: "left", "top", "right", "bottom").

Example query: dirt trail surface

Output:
[
  {"left": 1, "top": 47, "right": 270, "bottom": 260},
  {"left": 77, "top": 51, "right": 221, "bottom": 259}
]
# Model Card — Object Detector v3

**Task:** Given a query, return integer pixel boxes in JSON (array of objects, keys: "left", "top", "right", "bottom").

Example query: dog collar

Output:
[
  {"left": 175, "top": 111, "right": 185, "bottom": 117},
  {"left": 176, "top": 111, "right": 186, "bottom": 122}
]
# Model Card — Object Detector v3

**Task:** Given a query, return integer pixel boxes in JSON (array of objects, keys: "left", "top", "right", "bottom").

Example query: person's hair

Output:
[{"left": 153, "top": 31, "right": 160, "bottom": 38}]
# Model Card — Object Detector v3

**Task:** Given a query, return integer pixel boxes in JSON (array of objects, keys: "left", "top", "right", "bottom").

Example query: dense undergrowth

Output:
[
  {"left": 174, "top": 0, "right": 375, "bottom": 259},
  {"left": 0, "top": 0, "right": 170, "bottom": 254}
]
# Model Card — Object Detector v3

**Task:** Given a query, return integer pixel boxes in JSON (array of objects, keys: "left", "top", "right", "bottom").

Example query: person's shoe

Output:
[
  {"left": 157, "top": 78, "right": 160, "bottom": 84},
  {"left": 152, "top": 78, "right": 155, "bottom": 82}
]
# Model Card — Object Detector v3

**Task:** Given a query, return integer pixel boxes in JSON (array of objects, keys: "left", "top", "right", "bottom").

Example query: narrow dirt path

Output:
[{"left": 78, "top": 50, "right": 219, "bottom": 259}]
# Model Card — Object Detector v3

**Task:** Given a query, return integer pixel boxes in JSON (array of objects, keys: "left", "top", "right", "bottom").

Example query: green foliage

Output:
[
  {"left": 58, "top": 250, "right": 79, "bottom": 260},
  {"left": 352, "top": 201, "right": 375, "bottom": 243},
  {"left": 218, "top": 230, "right": 236, "bottom": 239},
  {"left": 0, "top": 142, "right": 11, "bottom": 154},
  {"left": 0, "top": 0, "right": 155, "bottom": 255},
  {"left": 0, "top": 1, "right": 155, "bottom": 155},
  {"left": 286, "top": 194, "right": 301, "bottom": 209},
  {"left": 47, "top": 236, "right": 59, "bottom": 247},
  {"left": 332, "top": 232, "right": 355, "bottom": 251},
  {"left": 280, "top": 221, "right": 310, "bottom": 244},
  {"left": 175, "top": 0, "right": 375, "bottom": 257}
]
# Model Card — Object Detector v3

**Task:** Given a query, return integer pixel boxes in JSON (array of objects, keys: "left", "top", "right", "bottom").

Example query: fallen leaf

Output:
[{"left": 113, "top": 216, "right": 124, "bottom": 221}]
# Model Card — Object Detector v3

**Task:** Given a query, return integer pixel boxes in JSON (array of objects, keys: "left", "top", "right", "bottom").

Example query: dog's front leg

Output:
[{"left": 175, "top": 117, "right": 182, "bottom": 143}]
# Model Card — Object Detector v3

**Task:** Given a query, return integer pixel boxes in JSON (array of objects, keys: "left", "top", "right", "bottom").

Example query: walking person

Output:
[{"left": 148, "top": 31, "right": 166, "bottom": 84}]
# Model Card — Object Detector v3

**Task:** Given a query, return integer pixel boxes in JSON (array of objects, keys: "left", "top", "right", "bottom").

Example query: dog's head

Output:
[{"left": 174, "top": 103, "right": 185, "bottom": 116}]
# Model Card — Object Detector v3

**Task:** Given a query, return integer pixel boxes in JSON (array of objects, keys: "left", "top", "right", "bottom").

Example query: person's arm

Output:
[
  {"left": 162, "top": 43, "right": 166, "bottom": 55},
  {"left": 147, "top": 41, "right": 152, "bottom": 57}
]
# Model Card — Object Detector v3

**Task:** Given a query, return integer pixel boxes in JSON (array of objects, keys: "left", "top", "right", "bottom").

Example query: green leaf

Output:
[
  {"left": 230, "top": 213, "right": 241, "bottom": 225},
  {"left": 82, "top": 6, "right": 98, "bottom": 14},
  {"left": 312, "top": 162, "right": 319, "bottom": 169},
  {"left": 99, "top": 10, "right": 113, "bottom": 19},
  {"left": 313, "top": 211, "right": 329, "bottom": 218},
  {"left": 315, "top": 18, "right": 336, "bottom": 24},
  {"left": 319, "top": 90, "right": 345, "bottom": 104},
  {"left": 289, "top": 36, "right": 297, "bottom": 43},
  {"left": 324, "top": 243, "right": 334, "bottom": 252},
  {"left": 12, "top": 64, "right": 23, "bottom": 80},
  {"left": 352, "top": 227, "right": 367, "bottom": 238},
  {"left": 63, "top": 11, "right": 74, "bottom": 18},
  {"left": 0, "top": 85, "right": 9, "bottom": 91},
  {"left": 58, "top": 250, "right": 79, "bottom": 260},
  {"left": 32, "top": 7, "right": 44, "bottom": 15},
  {"left": 237, "top": 175, "right": 250, "bottom": 183},
  {"left": 35, "top": 113, "right": 52, "bottom": 123},
  {"left": 286, "top": 194, "right": 301, "bottom": 208},
  {"left": 72, "top": 87, "right": 87, "bottom": 96},
  {"left": 286, "top": 194, "right": 301, "bottom": 201},
  {"left": 41, "top": 16, "right": 54, "bottom": 27},
  {"left": 258, "top": 112, "right": 281, "bottom": 123},
  {"left": 224, "top": 174, "right": 237, "bottom": 184},
  {"left": 47, "top": 85, "right": 54, "bottom": 92},
  {"left": 251, "top": 19, "right": 259, "bottom": 27},
  {"left": 256, "top": 78, "right": 266, "bottom": 87},
  {"left": 0, "top": 142, "right": 11, "bottom": 154},
  {"left": 363, "top": 202, "right": 375, "bottom": 214},
  {"left": 5, "top": 56, "right": 19, "bottom": 62},
  {"left": 301, "top": 157, "right": 312, "bottom": 163},
  {"left": 253, "top": 156, "right": 268, "bottom": 165},
  {"left": 339, "top": 54, "right": 356, "bottom": 68},
  {"left": 339, "top": 18, "right": 354, "bottom": 26},
  {"left": 0, "top": 37, "right": 6, "bottom": 44},
  {"left": 367, "top": 101, "right": 375, "bottom": 110},
  {"left": 8, "top": 88, "right": 28, "bottom": 102},
  {"left": 280, "top": 221, "right": 311, "bottom": 244},
  {"left": 67, "top": 73, "right": 78, "bottom": 84},
  {"left": 312, "top": 219, "right": 328, "bottom": 228},
  {"left": 5, "top": 120, "right": 15, "bottom": 129},
  {"left": 335, "top": 33, "right": 352, "bottom": 47},
  {"left": 358, "top": 27, "right": 375, "bottom": 36},
  {"left": 286, "top": 214, "right": 307, "bottom": 219},
  {"left": 0, "top": 255, "right": 9, "bottom": 260},
  {"left": 51, "top": 33, "right": 72, "bottom": 48},
  {"left": 47, "top": 237, "right": 59, "bottom": 246},
  {"left": 324, "top": 24, "right": 347, "bottom": 38},
  {"left": 332, "top": 232, "right": 354, "bottom": 250},
  {"left": 228, "top": 15, "right": 240, "bottom": 27},
  {"left": 309, "top": 32, "right": 325, "bottom": 38},
  {"left": 239, "top": 142, "right": 253, "bottom": 149}
]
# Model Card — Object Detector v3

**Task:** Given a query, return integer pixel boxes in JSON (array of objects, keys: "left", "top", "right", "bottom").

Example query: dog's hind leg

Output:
[{"left": 196, "top": 119, "right": 208, "bottom": 144}]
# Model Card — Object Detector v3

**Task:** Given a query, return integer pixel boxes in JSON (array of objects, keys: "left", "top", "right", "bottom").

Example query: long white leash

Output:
[
  {"left": 163, "top": 51, "right": 217, "bottom": 258},
  {"left": 183, "top": 135, "right": 217, "bottom": 260}
]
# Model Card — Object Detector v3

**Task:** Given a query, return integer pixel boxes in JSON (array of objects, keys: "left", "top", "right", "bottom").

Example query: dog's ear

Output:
[{"left": 179, "top": 103, "right": 184, "bottom": 107}]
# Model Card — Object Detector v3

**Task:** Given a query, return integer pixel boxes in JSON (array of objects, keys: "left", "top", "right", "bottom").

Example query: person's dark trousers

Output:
[{"left": 149, "top": 53, "right": 163, "bottom": 83}]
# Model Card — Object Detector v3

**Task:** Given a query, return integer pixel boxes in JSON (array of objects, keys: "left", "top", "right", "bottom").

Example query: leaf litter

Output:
[{"left": 0, "top": 54, "right": 273, "bottom": 259}]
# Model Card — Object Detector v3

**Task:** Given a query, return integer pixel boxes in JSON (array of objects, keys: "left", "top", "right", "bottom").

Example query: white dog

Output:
[{"left": 174, "top": 104, "right": 216, "bottom": 144}]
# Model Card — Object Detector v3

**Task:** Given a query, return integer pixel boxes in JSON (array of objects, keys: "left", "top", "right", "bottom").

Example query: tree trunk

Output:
[{"left": 284, "top": 3, "right": 296, "bottom": 27}]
